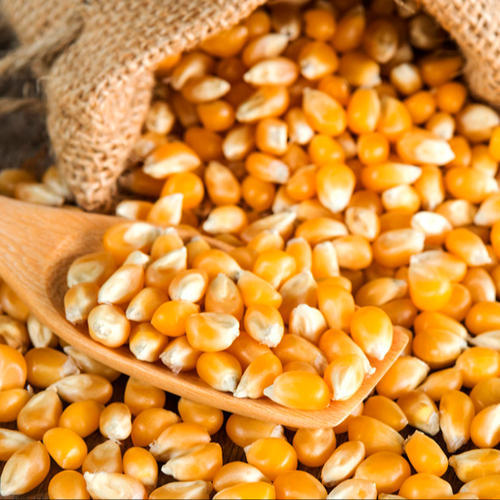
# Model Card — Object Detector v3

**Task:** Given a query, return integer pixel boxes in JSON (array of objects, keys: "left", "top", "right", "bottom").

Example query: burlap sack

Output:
[{"left": 1, "top": 0, "right": 499, "bottom": 211}]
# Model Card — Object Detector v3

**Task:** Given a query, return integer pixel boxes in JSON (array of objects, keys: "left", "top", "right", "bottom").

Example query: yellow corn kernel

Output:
[
  {"left": 321, "top": 440, "right": 365, "bottom": 487},
  {"left": 418, "top": 368, "right": 463, "bottom": 401},
  {"left": 149, "top": 422, "right": 210, "bottom": 461},
  {"left": 87, "top": 304, "right": 130, "bottom": 348},
  {"left": 205, "top": 273, "right": 244, "bottom": 321},
  {"left": 25, "top": 347, "right": 78, "bottom": 389},
  {"left": 470, "top": 404, "right": 500, "bottom": 448},
  {"left": 237, "top": 270, "right": 282, "bottom": 309},
  {"left": 143, "top": 142, "right": 201, "bottom": 179},
  {"left": 398, "top": 473, "right": 452, "bottom": 499},
  {"left": 0, "top": 344, "right": 27, "bottom": 391},
  {"left": 245, "top": 437, "right": 297, "bottom": 481},
  {"left": 60, "top": 346, "right": 118, "bottom": 382},
  {"left": 48, "top": 470, "right": 89, "bottom": 500},
  {"left": 470, "top": 377, "right": 500, "bottom": 412},
  {"left": 459, "top": 474, "right": 500, "bottom": 499},
  {"left": 243, "top": 304, "right": 284, "bottom": 348},
  {"left": 0, "top": 314, "right": 29, "bottom": 352},
  {"left": 412, "top": 328, "right": 467, "bottom": 369},
  {"left": 292, "top": 427, "right": 336, "bottom": 468},
  {"left": 328, "top": 478, "right": 377, "bottom": 500},
  {"left": 234, "top": 352, "right": 282, "bottom": 399},
  {"left": 273, "top": 334, "right": 326, "bottom": 374},
  {"left": 84, "top": 471, "right": 146, "bottom": 500},
  {"left": 131, "top": 408, "right": 179, "bottom": 448},
  {"left": 404, "top": 430, "right": 448, "bottom": 476},
  {"left": 43, "top": 427, "right": 87, "bottom": 470},
  {"left": 317, "top": 282, "right": 355, "bottom": 332},
  {"left": 263, "top": 370, "right": 330, "bottom": 410},
  {"left": 122, "top": 447, "right": 158, "bottom": 493},
  {"left": 226, "top": 414, "right": 284, "bottom": 449},
  {"left": 160, "top": 335, "right": 200, "bottom": 373},
  {"left": 324, "top": 354, "right": 365, "bottom": 401},
  {"left": 236, "top": 85, "right": 289, "bottom": 123},
  {"left": 129, "top": 323, "right": 168, "bottom": 362},
  {"left": 185, "top": 312, "right": 240, "bottom": 352},
  {"left": 213, "top": 481, "right": 275, "bottom": 500},
  {"left": 0, "top": 388, "right": 31, "bottom": 423},
  {"left": 213, "top": 462, "right": 269, "bottom": 492},
  {"left": 64, "top": 283, "right": 99, "bottom": 325},
  {"left": 150, "top": 480, "right": 212, "bottom": 500},
  {"left": 176, "top": 398, "right": 222, "bottom": 435},
  {"left": 99, "top": 402, "right": 132, "bottom": 442},
  {"left": 455, "top": 347, "right": 500, "bottom": 388},
  {"left": 363, "top": 395, "right": 408, "bottom": 431},
  {"left": 397, "top": 390, "right": 439, "bottom": 436},
  {"left": 50, "top": 373, "right": 113, "bottom": 404},
  {"left": 196, "top": 351, "right": 242, "bottom": 393},
  {"left": 193, "top": 248, "right": 241, "bottom": 281},
  {"left": 439, "top": 390, "right": 475, "bottom": 453},
  {"left": 348, "top": 416, "right": 404, "bottom": 456},
  {"left": 17, "top": 389, "right": 62, "bottom": 440},
  {"left": 0, "top": 441, "right": 51, "bottom": 497},
  {"left": 59, "top": 400, "right": 103, "bottom": 438},
  {"left": 82, "top": 440, "right": 122, "bottom": 474},
  {"left": 354, "top": 451, "right": 411, "bottom": 494},
  {"left": 450, "top": 449, "right": 500, "bottom": 483},
  {"left": 161, "top": 442, "right": 223, "bottom": 481},
  {"left": 275, "top": 470, "right": 327, "bottom": 499}
]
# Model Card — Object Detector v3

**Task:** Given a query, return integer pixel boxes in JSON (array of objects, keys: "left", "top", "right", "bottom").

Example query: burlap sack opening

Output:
[{"left": 1, "top": 0, "right": 499, "bottom": 211}]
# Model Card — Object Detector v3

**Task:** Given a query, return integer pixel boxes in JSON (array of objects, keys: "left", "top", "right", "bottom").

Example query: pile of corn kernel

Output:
[{"left": 2, "top": 0, "right": 500, "bottom": 497}]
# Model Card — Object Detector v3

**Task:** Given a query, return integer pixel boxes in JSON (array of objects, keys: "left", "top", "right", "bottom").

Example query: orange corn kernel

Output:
[
  {"left": 82, "top": 440, "right": 122, "bottom": 474},
  {"left": 321, "top": 440, "right": 366, "bottom": 487},
  {"left": 236, "top": 85, "right": 289, "bottom": 123},
  {"left": 200, "top": 25, "right": 248, "bottom": 57},
  {"left": 264, "top": 370, "right": 330, "bottom": 410},
  {"left": 143, "top": 142, "right": 201, "bottom": 179},
  {"left": 274, "top": 470, "right": 327, "bottom": 499},
  {"left": 405, "top": 430, "right": 448, "bottom": 477},
  {"left": 397, "top": 390, "right": 439, "bottom": 436},
  {"left": 373, "top": 228, "right": 424, "bottom": 266},
  {"left": 398, "top": 473, "right": 453, "bottom": 499},
  {"left": 455, "top": 347, "right": 500, "bottom": 388},
  {"left": 291, "top": 427, "right": 336, "bottom": 469},
  {"left": 43, "top": 427, "right": 87, "bottom": 470},
  {"left": 0, "top": 344, "right": 27, "bottom": 391},
  {"left": 245, "top": 437, "right": 297, "bottom": 481},
  {"left": 213, "top": 481, "right": 275, "bottom": 500},
  {"left": 459, "top": 474, "right": 500, "bottom": 499},
  {"left": 302, "top": 88, "right": 346, "bottom": 136},
  {"left": 59, "top": 400, "right": 103, "bottom": 438},
  {"left": 0, "top": 441, "right": 51, "bottom": 497},
  {"left": 363, "top": 395, "right": 408, "bottom": 432},
  {"left": 226, "top": 414, "right": 283, "bottom": 449},
  {"left": 130, "top": 408, "right": 179, "bottom": 448},
  {"left": 470, "top": 404, "right": 500, "bottom": 448},
  {"left": 350, "top": 306, "right": 393, "bottom": 361},
  {"left": 348, "top": 415, "right": 404, "bottom": 456},
  {"left": 418, "top": 368, "right": 463, "bottom": 402},
  {"left": 48, "top": 470, "right": 89, "bottom": 500},
  {"left": 324, "top": 354, "right": 366, "bottom": 401},
  {"left": 354, "top": 451, "right": 411, "bottom": 494},
  {"left": 328, "top": 478, "right": 377, "bottom": 499},
  {"left": 376, "top": 355, "right": 429, "bottom": 400},
  {"left": 234, "top": 352, "right": 282, "bottom": 399},
  {"left": 214, "top": 462, "right": 268, "bottom": 492},
  {"left": 196, "top": 351, "right": 242, "bottom": 393},
  {"left": 317, "top": 282, "right": 355, "bottom": 332},
  {"left": 177, "top": 398, "right": 223, "bottom": 436},
  {"left": 439, "top": 390, "right": 475, "bottom": 453}
]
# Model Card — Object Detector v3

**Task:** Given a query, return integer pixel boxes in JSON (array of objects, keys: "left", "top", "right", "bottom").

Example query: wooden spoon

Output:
[{"left": 0, "top": 196, "right": 407, "bottom": 428}]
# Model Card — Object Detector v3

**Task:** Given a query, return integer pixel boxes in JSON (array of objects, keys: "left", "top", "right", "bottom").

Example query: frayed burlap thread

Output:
[{"left": 1, "top": 0, "right": 500, "bottom": 210}]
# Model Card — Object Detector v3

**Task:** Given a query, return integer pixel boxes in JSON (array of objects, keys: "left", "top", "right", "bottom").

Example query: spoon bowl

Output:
[{"left": 0, "top": 196, "right": 407, "bottom": 427}]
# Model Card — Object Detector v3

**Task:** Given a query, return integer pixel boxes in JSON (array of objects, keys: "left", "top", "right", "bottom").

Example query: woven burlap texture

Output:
[{"left": 1, "top": 0, "right": 499, "bottom": 211}]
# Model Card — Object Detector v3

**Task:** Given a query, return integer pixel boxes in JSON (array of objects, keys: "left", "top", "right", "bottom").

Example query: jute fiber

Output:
[{"left": 1, "top": 0, "right": 499, "bottom": 211}]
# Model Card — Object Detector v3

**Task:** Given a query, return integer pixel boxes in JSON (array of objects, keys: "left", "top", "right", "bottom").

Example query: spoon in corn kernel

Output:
[{"left": 0, "top": 196, "right": 407, "bottom": 427}]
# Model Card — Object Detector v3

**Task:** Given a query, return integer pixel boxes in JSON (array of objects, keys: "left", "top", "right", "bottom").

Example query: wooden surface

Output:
[{"left": 0, "top": 196, "right": 408, "bottom": 428}]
